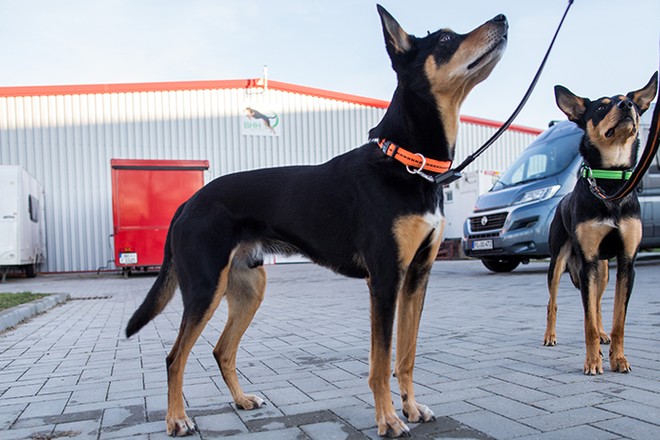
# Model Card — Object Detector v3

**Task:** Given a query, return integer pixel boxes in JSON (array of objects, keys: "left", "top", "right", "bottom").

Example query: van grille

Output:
[{"left": 469, "top": 212, "right": 508, "bottom": 232}]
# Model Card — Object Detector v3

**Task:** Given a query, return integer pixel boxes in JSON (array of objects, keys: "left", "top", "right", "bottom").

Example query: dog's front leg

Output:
[
  {"left": 610, "top": 218, "right": 641, "bottom": 373},
  {"left": 395, "top": 264, "right": 435, "bottom": 425},
  {"left": 580, "top": 259, "right": 604, "bottom": 375},
  {"left": 576, "top": 222, "right": 612, "bottom": 375},
  {"left": 368, "top": 276, "right": 410, "bottom": 438},
  {"left": 394, "top": 231, "right": 441, "bottom": 425}
]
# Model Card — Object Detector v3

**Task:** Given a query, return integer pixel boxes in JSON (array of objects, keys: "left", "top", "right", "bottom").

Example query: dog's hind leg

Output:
[
  {"left": 544, "top": 240, "right": 571, "bottom": 347},
  {"left": 165, "top": 211, "right": 237, "bottom": 436},
  {"left": 395, "top": 237, "right": 441, "bottom": 425},
  {"left": 213, "top": 262, "right": 266, "bottom": 410},
  {"left": 595, "top": 260, "right": 611, "bottom": 344},
  {"left": 609, "top": 218, "right": 641, "bottom": 373},
  {"left": 165, "top": 261, "right": 232, "bottom": 436}
]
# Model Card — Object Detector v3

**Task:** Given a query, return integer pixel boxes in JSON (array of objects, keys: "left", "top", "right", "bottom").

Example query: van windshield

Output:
[{"left": 493, "top": 125, "right": 581, "bottom": 189}]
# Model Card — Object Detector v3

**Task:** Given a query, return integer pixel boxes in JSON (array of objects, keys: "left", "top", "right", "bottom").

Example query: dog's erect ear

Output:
[
  {"left": 626, "top": 72, "right": 658, "bottom": 115},
  {"left": 555, "top": 85, "right": 588, "bottom": 124},
  {"left": 377, "top": 4, "right": 412, "bottom": 57}
]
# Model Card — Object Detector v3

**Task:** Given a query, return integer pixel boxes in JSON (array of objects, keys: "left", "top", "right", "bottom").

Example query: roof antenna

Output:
[{"left": 262, "top": 65, "right": 268, "bottom": 91}]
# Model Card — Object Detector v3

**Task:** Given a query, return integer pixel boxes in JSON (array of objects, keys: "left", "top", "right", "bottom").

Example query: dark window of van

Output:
[{"left": 28, "top": 195, "right": 39, "bottom": 223}]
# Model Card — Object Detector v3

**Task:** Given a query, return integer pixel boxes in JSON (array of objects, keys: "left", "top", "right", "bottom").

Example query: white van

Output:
[{"left": 0, "top": 166, "right": 46, "bottom": 281}]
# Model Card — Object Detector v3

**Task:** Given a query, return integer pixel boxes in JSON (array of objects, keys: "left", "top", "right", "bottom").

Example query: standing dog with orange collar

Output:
[
  {"left": 126, "top": 5, "right": 507, "bottom": 437},
  {"left": 544, "top": 73, "right": 658, "bottom": 375}
]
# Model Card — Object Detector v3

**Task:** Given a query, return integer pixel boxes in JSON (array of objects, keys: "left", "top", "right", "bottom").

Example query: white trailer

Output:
[
  {"left": 0, "top": 166, "right": 46, "bottom": 281},
  {"left": 443, "top": 170, "right": 500, "bottom": 241}
]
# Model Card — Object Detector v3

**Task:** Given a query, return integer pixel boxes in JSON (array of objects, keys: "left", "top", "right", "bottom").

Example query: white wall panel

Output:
[{"left": 0, "top": 83, "right": 539, "bottom": 272}]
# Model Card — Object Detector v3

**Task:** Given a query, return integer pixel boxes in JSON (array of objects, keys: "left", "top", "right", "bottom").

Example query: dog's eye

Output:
[
  {"left": 596, "top": 104, "right": 608, "bottom": 112},
  {"left": 439, "top": 34, "right": 452, "bottom": 43}
]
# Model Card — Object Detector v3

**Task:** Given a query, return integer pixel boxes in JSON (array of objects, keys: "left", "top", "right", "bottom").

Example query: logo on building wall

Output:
[{"left": 241, "top": 104, "right": 280, "bottom": 137}]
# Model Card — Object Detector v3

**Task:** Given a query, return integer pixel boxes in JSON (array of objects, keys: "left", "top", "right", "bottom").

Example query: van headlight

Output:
[{"left": 512, "top": 185, "right": 560, "bottom": 205}]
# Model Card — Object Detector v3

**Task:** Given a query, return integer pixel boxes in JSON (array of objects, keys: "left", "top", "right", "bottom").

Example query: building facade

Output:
[{"left": 0, "top": 79, "right": 541, "bottom": 272}]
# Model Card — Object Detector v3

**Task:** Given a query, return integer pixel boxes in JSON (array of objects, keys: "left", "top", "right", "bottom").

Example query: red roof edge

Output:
[{"left": 0, "top": 79, "right": 542, "bottom": 134}]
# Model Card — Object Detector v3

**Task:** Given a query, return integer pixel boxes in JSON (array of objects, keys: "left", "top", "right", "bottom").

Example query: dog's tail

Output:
[{"left": 125, "top": 205, "right": 182, "bottom": 338}]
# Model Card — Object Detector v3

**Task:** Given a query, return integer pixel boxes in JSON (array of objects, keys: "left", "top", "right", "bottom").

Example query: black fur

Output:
[
  {"left": 544, "top": 73, "right": 658, "bottom": 375},
  {"left": 126, "top": 5, "right": 508, "bottom": 437}
]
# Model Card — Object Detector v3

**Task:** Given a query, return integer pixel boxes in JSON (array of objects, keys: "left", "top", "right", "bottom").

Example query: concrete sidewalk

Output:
[{"left": 0, "top": 260, "right": 659, "bottom": 439}]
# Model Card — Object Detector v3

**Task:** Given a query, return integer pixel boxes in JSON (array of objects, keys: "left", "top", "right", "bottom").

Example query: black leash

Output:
[{"left": 434, "top": 0, "right": 575, "bottom": 185}]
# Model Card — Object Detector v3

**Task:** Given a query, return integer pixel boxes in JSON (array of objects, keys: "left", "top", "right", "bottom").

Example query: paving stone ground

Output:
[{"left": 0, "top": 258, "right": 659, "bottom": 439}]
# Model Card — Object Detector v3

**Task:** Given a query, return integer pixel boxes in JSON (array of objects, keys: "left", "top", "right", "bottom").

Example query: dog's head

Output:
[
  {"left": 374, "top": 5, "right": 507, "bottom": 153},
  {"left": 555, "top": 72, "right": 658, "bottom": 168}
]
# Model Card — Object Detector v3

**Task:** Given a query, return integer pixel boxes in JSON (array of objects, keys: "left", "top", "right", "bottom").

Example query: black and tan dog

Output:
[
  {"left": 126, "top": 5, "right": 507, "bottom": 437},
  {"left": 543, "top": 73, "right": 658, "bottom": 375}
]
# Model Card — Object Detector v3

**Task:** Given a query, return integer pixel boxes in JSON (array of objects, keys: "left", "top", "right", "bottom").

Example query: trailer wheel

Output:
[
  {"left": 24, "top": 263, "right": 37, "bottom": 278},
  {"left": 481, "top": 257, "right": 521, "bottom": 273}
]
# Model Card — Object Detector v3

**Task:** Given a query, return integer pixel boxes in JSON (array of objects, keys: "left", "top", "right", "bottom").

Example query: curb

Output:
[{"left": 0, "top": 293, "right": 70, "bottom": 332}]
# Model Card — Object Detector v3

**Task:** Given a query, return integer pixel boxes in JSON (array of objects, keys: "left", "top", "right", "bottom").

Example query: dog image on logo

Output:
[
  {"left": 245, "top": 107, "right": 277, "bottom": 134},
  {"left": 543, "top": 72, "right": 658, "bottom": 375},
  {"left": 126, "top": 5, "right": 507, "bottom": 437}
]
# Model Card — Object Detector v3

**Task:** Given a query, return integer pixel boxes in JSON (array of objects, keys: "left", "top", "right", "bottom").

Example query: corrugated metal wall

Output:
[
  {"left": 455, "top": 120, "right": 538, "bottom": 173},
  {"left": 0, "top": 83, "right": 538, "bottom": 272}
]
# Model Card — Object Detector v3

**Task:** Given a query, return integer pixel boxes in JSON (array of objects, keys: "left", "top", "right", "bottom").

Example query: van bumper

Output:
[{"left": 462, "top": 197, "right": 560, "bottom": 259}]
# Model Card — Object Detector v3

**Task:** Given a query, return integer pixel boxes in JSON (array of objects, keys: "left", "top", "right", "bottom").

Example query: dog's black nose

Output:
[
  {"left": 618, "top": 100, "right": 634, "bottom": 110},
  {"left": 492, "top": 14, "right": 507, "bottom": 23}
]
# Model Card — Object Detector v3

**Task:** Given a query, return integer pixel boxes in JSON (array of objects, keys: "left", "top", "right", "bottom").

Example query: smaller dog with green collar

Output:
[{"left": 543, "top": 72, "right": 658, "bottom": 375}]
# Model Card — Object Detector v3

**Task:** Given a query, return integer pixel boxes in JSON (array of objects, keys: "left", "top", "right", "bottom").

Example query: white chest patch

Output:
[{"left": 423, "top": 208, "right": 445, "bottom": 242}]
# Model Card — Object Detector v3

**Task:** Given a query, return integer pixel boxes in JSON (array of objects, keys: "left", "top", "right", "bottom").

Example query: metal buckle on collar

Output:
[{"left": 405, "top": 153, "right": 435, "bottom": 182}]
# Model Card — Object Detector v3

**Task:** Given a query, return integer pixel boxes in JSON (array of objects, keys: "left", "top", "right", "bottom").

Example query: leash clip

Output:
[
  {"left": 433, "top": 170, "right": 463, "bottom": 186},
  {"left": 406, "top": 154, "right": 435, "bottom": 182}
]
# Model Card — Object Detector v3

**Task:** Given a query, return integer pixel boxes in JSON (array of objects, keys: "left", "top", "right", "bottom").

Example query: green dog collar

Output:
[{"left": 581, "top": 165, "right": 632, "bottom": 180}]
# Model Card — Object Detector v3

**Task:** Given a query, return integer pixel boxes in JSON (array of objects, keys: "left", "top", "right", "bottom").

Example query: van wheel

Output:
[
  {"left": 481, "top": 258, "right": 521, "bottom": 273},
  {"left": 25, "top": 263, "right": 37, "bottom": 278}
]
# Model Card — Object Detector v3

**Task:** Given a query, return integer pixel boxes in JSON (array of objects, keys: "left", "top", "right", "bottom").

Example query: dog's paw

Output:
[
  {"left": 402, "top": 402, "right": 435, "bottom": 423},
  {"left": 599, "top": 332, "right": 611, "bottom": 344},
  {"left": 376, "top": 411, "right": 410, "bottom": 438},
  {"left": 610, "top": 354, "right": 631, "bottom": 373},
  {"left": 235, "top": 394, "right": 265, "bottom": 410},
  {"left": 166, "top": 415, "right": 197, "bottom": 437},
  {"left": 543, "top": 333, "right": 557, "bottom": 346},
  {"left": 583, "top": 357, "right": 604, "bottom": 375}
]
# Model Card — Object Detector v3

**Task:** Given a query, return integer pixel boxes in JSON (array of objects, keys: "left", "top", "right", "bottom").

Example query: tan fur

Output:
[
  {"left": 575, "top": 220, "right": 614, "bottom": 260},
  {"left": 574, "top": 221, "right": 615, "bottom": 374},
  {"left": 544, "top": 241, "right": 572, "bottom": 346},
  {"left": 585, "top": 112, "right": 639, "bottom": 168},
  {"left": 213, "top": 266, "right": 266, "bottom": 409},
  {"left": 422, "top": 19, "right": 505, "bottom": 153},
  {"left": 166, "top": 260, "right": 234, "bottom": 435},
  {"left": 368, "top": 286, "right": 407, "bottom": 437},
  {"left": 596, "top": 260, "right": 611, "bottom": 344},
  {"left": 392, "top": 213, "right": 443, "bottom": 268},
  {"left": 609, "top": 218, "right": 641, "bottom": 372},
  {"left": 395, "top": 235, "right": 442, "bottom": 423}
]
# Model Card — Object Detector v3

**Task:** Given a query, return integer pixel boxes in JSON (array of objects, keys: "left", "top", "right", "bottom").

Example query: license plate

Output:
[
  {"left": 472, "top": 239, "right": 493, "bottom": 251},
  {"left": 119, "top": 252, "right": 138, "bottom": 265}
]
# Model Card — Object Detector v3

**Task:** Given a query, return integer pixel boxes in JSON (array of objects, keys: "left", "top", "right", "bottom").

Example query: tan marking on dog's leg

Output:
[
  {"left": 575, "top": 221, "right": 613, "bottom": 375},
  {"left": 214, "top": 266, "right": 266, "bottom": 409},
  {"left": 596, "top": 260, "right": 611, "bottom": 344},
  {"left": 393, "top": 213, "right": 443, "bottom": 268},
  {"left": 544, "top": 241, "right": 571, "bottom": 346},
  {"left": 610, "top": 218, "right": 641, "bottom": 373},
  {"left": 368, "top": 285, "right": 410, "bottom": 438},
  {"left": 166, "top": 262, "right": 232, "bottom": 436},
  {"left": 582, "top": 274, "right": 603, "bottom": 375},
  {"left": 395, "top": 236, "right": 441, "bottom": 425}
]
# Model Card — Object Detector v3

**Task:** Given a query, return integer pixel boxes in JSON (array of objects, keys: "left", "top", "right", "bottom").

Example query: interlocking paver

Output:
[{"left": 0, "top": 259, "right": 658, "bottom": 439}]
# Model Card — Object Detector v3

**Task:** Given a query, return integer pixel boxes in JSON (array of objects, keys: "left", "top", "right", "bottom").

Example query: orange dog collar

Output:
[{"left": 377, "top": 139, "right": 452, "bottom": 181}]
